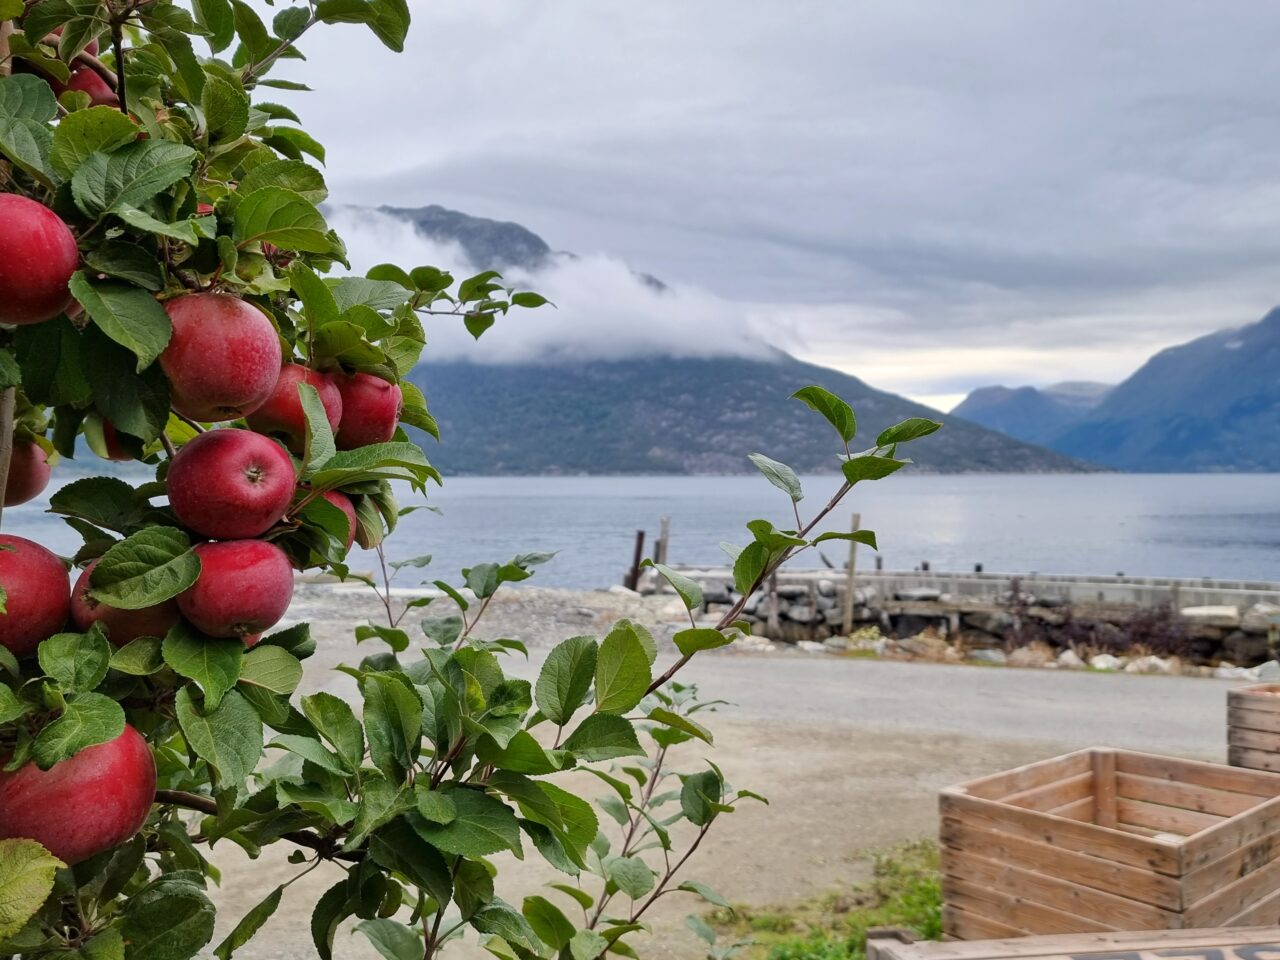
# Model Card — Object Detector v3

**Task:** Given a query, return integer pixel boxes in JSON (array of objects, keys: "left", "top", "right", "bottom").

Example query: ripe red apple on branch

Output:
[
  {"left": 177, "top": 540, "right": 294, "bottom": 638},
  {"left": 0, "top": 535, "right": 71, "bottom": 658},
  {"left": 3, "top": 440, "right": 52, "bottom": 506},
  {"left": 71, "top": 559, "right": 181, "bottom": 646},
  {"left": 323, "top": 489, "right": 358, "bottom": 551},
  {"left": 0, "top": 194, "right": 79, "bottom": 326},
  {"left": 334, "top": 372, "right": 404, "bottom": 449},
  {"left": 159, "top": 293, "right": 283, "bottom": 422},
  {"left": 246, "top": 362, "right": 343, "bottom": 452},
  {"left": 0, "top": 725, "right": 156, "bottom": 865},
  {"left": 167, "top": 428, "right": 295, "bottom": 539}
]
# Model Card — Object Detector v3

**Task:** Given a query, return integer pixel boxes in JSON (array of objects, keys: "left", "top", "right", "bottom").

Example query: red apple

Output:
[
  {"left": 243, "top": 633, "right": 261, "bottom": 649},
  {"left": 334, "top": 373, "right": 403, "bottom": 449},
  {"left": 323, "top": 490, "right": 357, "bottom": 550},
  {"left": 245, "top": 363, "right": 343, "bottom": 453},
  {"left": 0, "top": 535, "right": 69, "bottom": 658},
  {"left": 64, "top": 67, "right": 118, "bottom": 108},
  {"left": 159, "top": 293, "right": 282, "bottom": 422},
  {"left": 71, "top": 560, "right": 180, "bottom": 647},
  {"left": 84, "top": 415, "right": 134, "bottom": 462},
  {"left": 0, "top": 725, "right": 155, "bottom": 865},
  {"left": 3, "top": 441, "right": 52, "bottom": 506},
  {"left": 177, "top": 540, "right": 293, "bottom": 638},
  {"left": 167, "top": 429, "right": 295, "bottom": 540},
  {"left": 0, "top": 195, "right": 79, "bottom": 326}
]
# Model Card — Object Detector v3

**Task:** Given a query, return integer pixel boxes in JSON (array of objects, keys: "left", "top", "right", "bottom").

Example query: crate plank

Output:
[
  {"left": 961, "top": 751, "right": 1093, "bottom": 801},
  {"left": 1118, "top": 751, "right": 1280, "bottom": 798},
  {"left": 1184, "top": 849, "right": 1280, "bottom": 927},
  {"left": 1226, "top": 885, "right": 1280, "bottom": 926},
  {"left": 943, "top": 877, "right": 1114, "bottom": 935},
  {"left": 1230, "top": 686, "right": 1280, "bottom": 714},
  {"left": 1094, "top": 750, "right": 1118, "bottom": 829},
  {"left": 870, "top": 926, "right": 1280, "bottom": 960},
  {"left": 1182, "top": 796, "right": 1280, "bottom": 872},
  {"left": 1116, "top": 771, "right": 1260, "bottom": 818},
  {"left": 940, "top": 817, "right": 1182, "bottom": 909},
  {"left": 942, "top": 905, "right": 1027, "bottom": 942},
  {"left": 1115, "top": 797, "right": 1224, "bottom": 837},
  {"left": 1229, "top": 746, "right": 1280, "bottom": 773},
  {"left": 1182, "top": 829, "right": 1280, "bottom": 905},
  {"left": 941, "top": 848, "right": 1178, "bottom": 930},
  {"left": 1229, "top": 705, "right": 1280, "bottom": 736},
  {"left": 1048, "top": 796, "right": 1094, "bottom": 823},
  {"left": 1004, "top": 773, "right": 1094, "bottom": 813},
  {"left": 940, "top": 790, "right": 1180, "bottom": 874},
  {"left": 1229, "top": 727, "right": 1280, "bottom": 753}
]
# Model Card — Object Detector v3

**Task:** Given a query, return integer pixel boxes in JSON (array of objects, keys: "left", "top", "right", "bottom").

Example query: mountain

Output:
[
  {"left": 404, "top": 351, "right": 1093, "bottom": 475},
  {"left": 952, "top": 381, "right": 1111, "bottom": 445},
  {"left": 1052, "top": 308, "right": 1280, "bottom": 471},
  {"left": 379, "top": 205, "right": 553, "bottom": 271}
]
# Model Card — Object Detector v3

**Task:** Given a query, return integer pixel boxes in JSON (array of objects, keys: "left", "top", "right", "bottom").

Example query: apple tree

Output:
[{"left": 0, "top": 4, "right": 939, "bottom": 959}]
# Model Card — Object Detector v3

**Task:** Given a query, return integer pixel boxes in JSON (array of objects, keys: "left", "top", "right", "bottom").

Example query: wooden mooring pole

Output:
[
  {"left": 625, "top": 530, "right": 646, "bottom": 590},
  {"left": 840, "top": 513, "right": 862, "bottom": 635}
]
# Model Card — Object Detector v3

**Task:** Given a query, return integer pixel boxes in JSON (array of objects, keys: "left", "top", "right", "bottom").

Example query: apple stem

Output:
[
  {"left": 110, "top": 18, "right": 127, "bottom": 115},
  {"left": 159, "top": 431, "right": 177, "bottom": 458}
]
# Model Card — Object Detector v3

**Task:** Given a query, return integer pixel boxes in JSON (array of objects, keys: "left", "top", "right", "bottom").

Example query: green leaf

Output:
[
  {"left": 238, "top": 159, "right": 326, "bottom": 203},
  {"left": 534, "top": 635, "right": 597, "bottom": 726},
  {"left": 0, "top": 684, "right": 23, "bottom": 724},
  {"left": 309, "top": 441, "right": 438, "bottom": 490},
  {"left": 121, "top": 877, "right": 216, "bottom": 960},
  {"left": 677, "top": 881, "right": 731, "bottom": 908},
  {"left": 732, "top": 541, "right": 768, "bottom": 596},
  {"left": 876, "top": 417, "right": 942, "bottom": 447},
  {"left": 315, "top": 0, "right": 411, "bottom": 52},
  {"left": 50, "top": 476, "right": 148, "bottom": 534},
  {"left": 37, "top": 626, "right": 111, "bottom": 693},
  {"left": 32, "top": 693, "right": 125, "bottom": 769},
  {"left": 647, "top": 707, "right": 713, "bottom": 744},
  {"left": 268, "top": 735, "right": 351, "bottom": 776},
  {"left": 202, "top": 74, "right": 249, "bottom": 142},
  {"left": 0, "top": 74, "right": 58, "bottom": 122},
  {"left": 0, "top": 839, "right": 63, "bottom": 941},
  {"left": 511, "top": 291, "right": 549, "bottom": 309},
  {"left": 605, "top": 856, "right": 654, "bottom": 899},
  {"left": 82, "top": 241, "right": 166, "bottom": 291},
  {"left": 842, "top": 454, "right": 907, "bottom": 484},
  {"left": 747, "top": 452, "right": 803, "bottom": 502},
  {"left": 114, "top": 205, "right": 202, "bottom": 245},
  {"left": 193, "top": 0, "right": 235, "bottom": 51},
  {"left": 361, "top": 673, "right": 422, "bottom": 782},
  {"left": 232, "top": 186, "right": 332, "bottom": 252},
  {"left": 672, "top": 628, "right": 733, "bottom": 658},
  {"left": 290, "top": 261, "right": 340, "bottom": 325},
  {"left": 68, "top": 273, "right": 172, "bottom": 371},
  {"left": 0, "top": 114, "right": 54, "bottom": 185},
  {"left": 811, "top": 529, "right": 879, "bottom": 549},
  {"left": 470, "top": 898, "right": 540, "bottom": 954},
  {"left": 356, "top": 919, "right": 422, "bottom": 960},
  {"left": 346, "top": 776, "right": 413, "bottom": 850},
  {"left": 562, "top": 714, "right": 643, "bottom": 761},
  {"left": 213, "top": 885, "right": 283, "bottom": 960},
  {"left": 413, "top": 785, "right": 456, "bottom": 824},
  {"left": 368, "top": 818, "right": 453, "bottom": 906},
  {"left": 89, "top": 526, "right": 200, "bottom": 610},
  {"left": 83, "top": 326, "right": 172, "bottom": 442},
  {"left": 642, "top": 561, "right": 703, "bottom": 611},
  {"left": 301, "top": 692, "right": 364, "bottom": 771},
  {"left": 71, "top": 140, "right": 198, "bottom": 217},
  {"left": 570, "top": 929, "right": 609, "bottom": 960},
  {"left": 522, "top": 896, "right": 574, "bottom": 951},
  {"left": 110, "top": 636, "right": 166, "bottom": 676},
  {"left": 594, "top": 623, "right": 650, "bottom": 714},
  {"left": 239, "top": 644, "right": 303, "bottom": 696},
  {"left": 680, "top": 769, "right": 723, "bottom": 826},
  {"left": 298, "top": 382, "right": 337, "bottom": 477},
  {"left": 175, "top": 687, "right": 264, "bottom": 793},
  {"left": 49, "top": 107, "right": 138, "bottom": 179},
  {"left": 409, "top": 789, "right": 521, "bottom": 857},
  {"left": 791, "top": 385, "right": 856, "bottom": 444}
]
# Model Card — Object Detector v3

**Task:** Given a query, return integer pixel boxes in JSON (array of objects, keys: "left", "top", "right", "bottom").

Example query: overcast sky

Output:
[{"left": 268, "top": 2, "right": 1280, "bottom": 409}]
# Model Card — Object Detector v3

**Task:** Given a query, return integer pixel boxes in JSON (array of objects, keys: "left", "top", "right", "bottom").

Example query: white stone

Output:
[
  {"left": 1057, "top": 649, "right": 1086, "bottom": 669},
  {"left": 796, "top": 640, "right": 828, "bottom": 653},
  {"left": 1125, "top": 655, "right": 1172, "bottom": 675},
  {"left": 1089, "top": 653, "right": 1124, "bottom": 671}
]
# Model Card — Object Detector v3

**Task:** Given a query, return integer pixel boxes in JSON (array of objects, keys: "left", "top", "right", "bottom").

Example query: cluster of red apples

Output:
[{"left": 0, "top": 193, "right": 404, "bottom": 865}]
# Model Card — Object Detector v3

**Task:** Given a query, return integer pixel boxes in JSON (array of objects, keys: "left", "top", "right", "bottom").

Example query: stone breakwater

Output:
[{"left": 643, "top": 567, "right": 1280, "bottom": 667}]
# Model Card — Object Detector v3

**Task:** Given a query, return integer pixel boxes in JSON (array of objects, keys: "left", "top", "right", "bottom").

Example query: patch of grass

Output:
[{"left": 708, "top": 840, "right": 942, "bottom": 960}]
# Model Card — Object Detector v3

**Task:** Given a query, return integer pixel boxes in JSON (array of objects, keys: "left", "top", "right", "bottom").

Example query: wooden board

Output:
[
  {"left": 1229, "top": 705, "right": 1280, "bottom": 736},
  {"left": 1230, "top": 746, "right": 1280, "bottom": 774},
  {"left": 962, "top": 751, "right": 1094, "bottom": 802},
  {"left": 869, "top": 926, "right": 1280, "bottom": 960},
  {"left": 1116, "top": 751, "right": 1280, "bottom": 798},
  {"left": 1230, "top": 686, "right": 1280, "bottom": 714}
]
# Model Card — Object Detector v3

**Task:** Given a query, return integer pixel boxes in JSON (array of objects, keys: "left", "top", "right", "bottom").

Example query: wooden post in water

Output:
[
  {"left": 840, "top": 513, "right": 862, "bottom": 635},
  {"left": 655, "top": 516, "right": 671, "bottom": 565},
  {"left": 766, "top": 573, "right": 780, "bottom": 638},
  {"left": 625, "top": 530, "right": 646, "bottom": 590}
]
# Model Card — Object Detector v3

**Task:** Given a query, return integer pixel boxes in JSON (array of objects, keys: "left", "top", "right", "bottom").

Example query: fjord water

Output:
[{"left": 12, "top": 473, "right": 1280, "bottom": 588}]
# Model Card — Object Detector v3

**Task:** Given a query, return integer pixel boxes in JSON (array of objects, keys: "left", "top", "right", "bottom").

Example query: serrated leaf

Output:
[
  {"left": 677, "top": 880, "right": 731, "bottom": 908},
  {"left": 238, "top": 644, "right": 302, "bottom": 696},
  {"left": 298, "top": 382, "right": 337, "bottom": 477},
  {"left": 356, "top": 918, "right": 421, "bottom": 960},
  {"left": 562, "top": 714, "right": 643, "bottom": 761},
  {"left": 0, "top": 839, "right": 64, "bottom": 941},
  {"left": 876, "top": 417, "right": 942, "bottom": 447},
  {"left": 747, "top": 452, "right": 803, "bottom": 502},
  {"left": 605, "top": 856, "right": 654, "bottom": 899},
  {"left": 121, "top": 877, "right": 215, "bottom": 960},
  {"left": 791, "top": 385, "right": 856, "bottom": 443},
  {"left": 301, "top": 691, "right": 364, "bottom": 771},
  {"left": 89, "top": 526, "right": 200, "bottom": 610},
  {"left": 811, "top": 529, "right": 879, "bottom": 549},
  {"left": 643, "top": 561, "right": 702, "bottom": 611},
  {"left": 232, "top": 186, "right": 332, "bottom": 252},
  {"left": 110, "top": 635, "right": 166, "bottom": 676},
  {"left": 68, "top": 273, "right": 172, "bottom": 371},
  {"left": 175, "top": 687, "right": 263, "bottom": 793},
  {"left": 534, "top": 635, "right": 597, "bottom": 726},
  {"left": 842, "top": 454, "right": 907, "bottom": 484},
  {"left": 32, "top": 693, "right": 125, "bottom": 768},
  {"left": 71, "top": 140, "right": 198, "bottom": 217},
  {"left": 594, "top": 624, "right": 650, "bottom": 715},
  {"left": 213, "top": 884, "right": 282, "bottom": 960},
  {"left": 522, "top": 895, "right": 574, "bottom": 950},
  {"left": 409, "top": 789, "right": 520, "bottom": 857},
  {"left": 49, "top": 107, "right": 138, "bottom": 179},
  {"left": 37, "top": 626, "right": 111, "bottom": 693},
  {"left": 647, "top": 707, "right": 714, "bottom": 743},
  {"left": 361, "top": 672, "right": 422, "bottom": 781}
]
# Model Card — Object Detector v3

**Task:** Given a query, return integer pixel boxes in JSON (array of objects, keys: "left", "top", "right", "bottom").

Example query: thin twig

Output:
[
  {"left": 159, "top": 432, "right": 177, "bottom": 458},
  {"left": 154, "top": 790, "right": 363, "bottom": 862},
  {"left": 109, "top": 19, "right": 126, "bottom": 113},
  {"left": 172, "top": 410, "right": 207, "bottom": 433}
]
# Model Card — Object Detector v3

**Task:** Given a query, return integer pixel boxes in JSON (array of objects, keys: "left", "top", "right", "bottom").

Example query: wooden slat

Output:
[
  {"left": 1116, "top": 797, "right": 1223, "bottom": 837},
  {"left": 1182, "top": 829, "right": 1280, "bottom": 905},
  {"left": 1005, "top": 772, "right": 1094, "bottom": 812},
  {"left": 1094, "top": 749, "right": 1118, "bottom": 829},
  {"left": 1230, "top": 727, "right": 1280, "bottom": 754},
  {"left": 1226, "top": 883, "right": 1280, "bottom": 926},
  {"left": 1117, "top": 751, "right": 1280, "bottom": 798},
  {"left": 1184, "top": 847, "right": 1280, "bottom": 927},
  {"left": 1117, "top": 771, "right": 1261, "bottom": 818},
  {"left": 943, "top": 876, "right": 1114, "bottom": 935},
  {"left": 872, "top": 926, "right": 1280, "bottom": 960},
  {"left": 1230, "top": 685, "right": 1280, "bottom": 714},
  {"left": 1231, "top": 746, "right": 1280, "bottom": 774},
  {"left": 1049, "top": 796, "right": 1094, "bottom": 823},
  {"left": 1230, "top": 705, "right": 1280, "bottom": 736},
  {"left": 941, "top": 904, "right": 1026, "bottom": 941},
  {"left": 941, "top": 817, "right": 1183, "bottom": 909},
  {"left": 941, "top": 790, "right": 1180, "bottom": 874},
  {"left": 941, "top": 848, "right": 1179, "bottom": 930},
  {"left": 960, "top": 750, "right": 1094, "bottom": 801},
  {"left": 1182, "top": 796, "right": 1280, "bottom": 872}
]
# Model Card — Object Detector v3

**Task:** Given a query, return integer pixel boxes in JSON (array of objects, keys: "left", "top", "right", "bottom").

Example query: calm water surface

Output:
[{"left": 8, "top": 474, "right": 1279, "bottom": 588}]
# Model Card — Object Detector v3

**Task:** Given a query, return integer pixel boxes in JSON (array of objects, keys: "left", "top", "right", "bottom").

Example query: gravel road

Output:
[{"left": 205, "top": 586, "right": 1240, "bottom": 960}]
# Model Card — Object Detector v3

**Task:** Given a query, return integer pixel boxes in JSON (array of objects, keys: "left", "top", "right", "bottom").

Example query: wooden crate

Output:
[
  {"left": 940, "top": 748, "right": 1280, "bottom": 939},
  {"left": 1229, "top": 685, "right": 1280, "bottom": 773},
  {"left": 867, "top": 925, "right": 1280, "bottom": 960}
]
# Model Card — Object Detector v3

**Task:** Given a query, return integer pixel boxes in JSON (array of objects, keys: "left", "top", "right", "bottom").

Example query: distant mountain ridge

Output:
[
  {"left": 953, "top": 381, "right": 1111, "bottom": 446},
  {"left": 378, "top": 204, "right": 1094, "bottom": 475}
]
